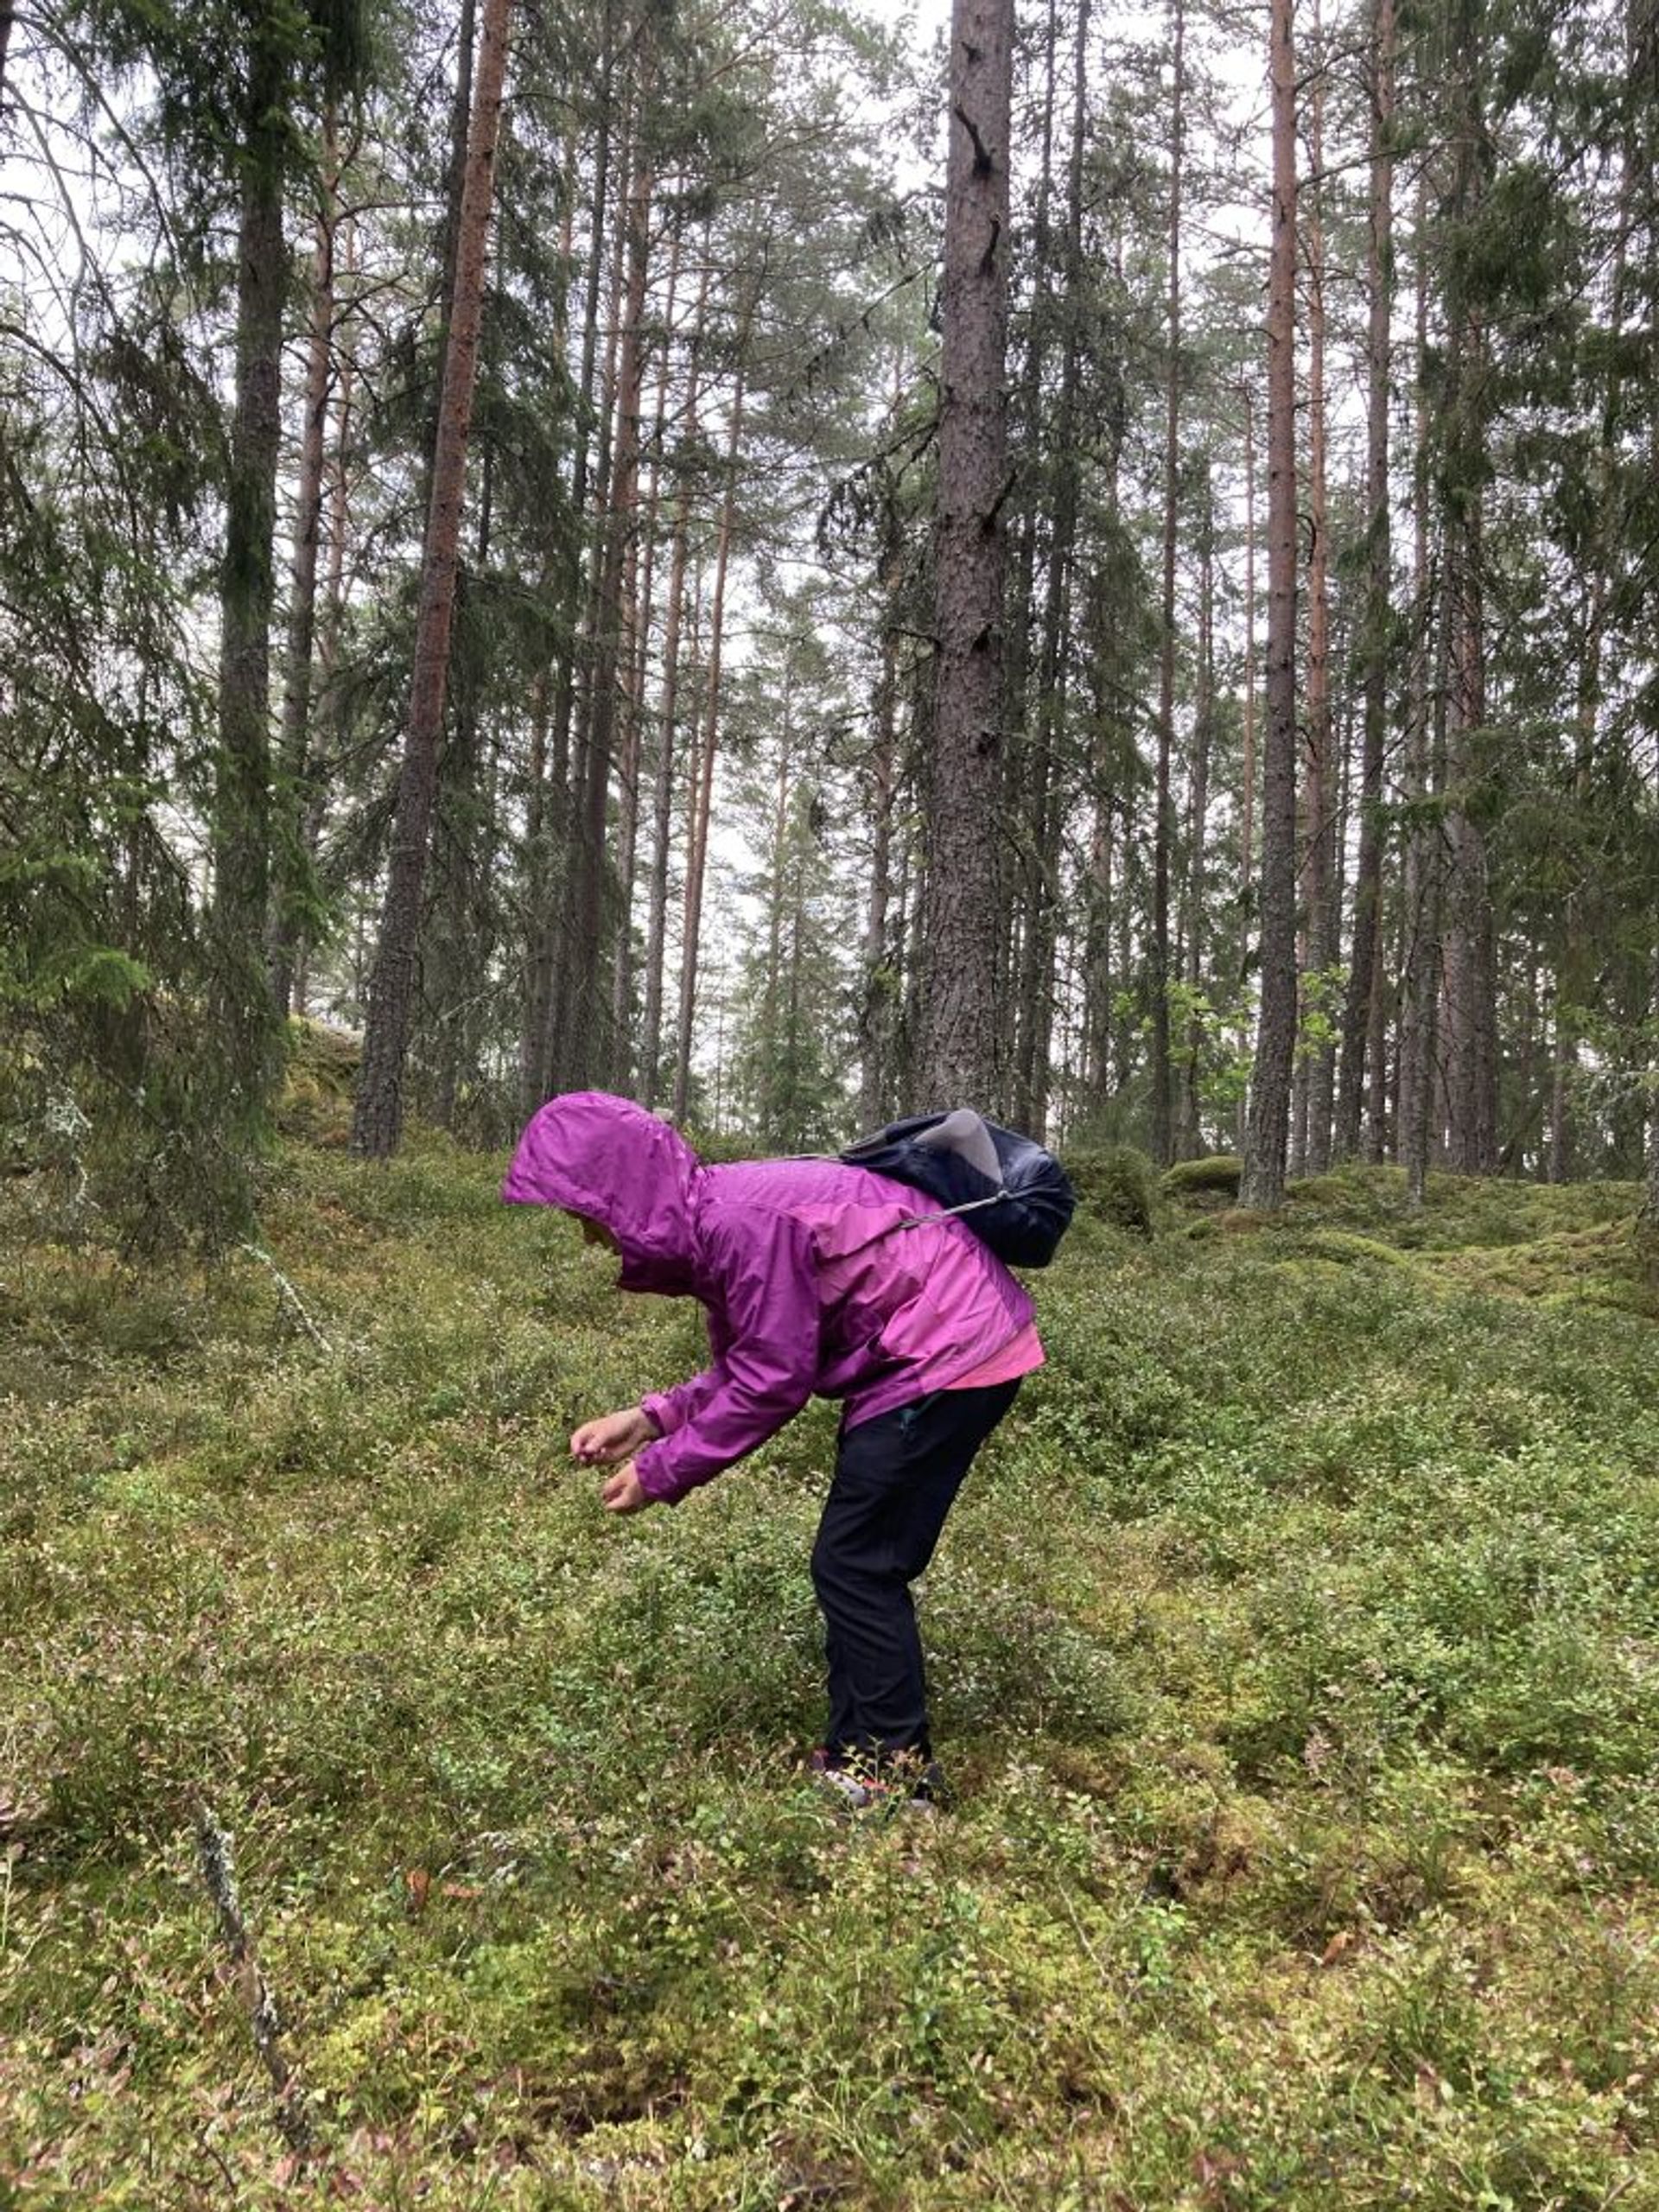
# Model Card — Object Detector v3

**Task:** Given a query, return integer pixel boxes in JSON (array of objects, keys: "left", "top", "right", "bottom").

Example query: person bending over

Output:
[{"left": 503, "top": 1091, "right": 1042, "bottom": 1808}]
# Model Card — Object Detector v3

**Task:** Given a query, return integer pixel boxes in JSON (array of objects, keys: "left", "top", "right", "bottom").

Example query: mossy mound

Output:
[
  {"left": 1162, "top": 1154, "right": 1242, "bottom": 1203},
  {"left": 1422, "top": 1216, "right": 1654, "bottom": 1313},
  {"left": 1065, "top": 1144, "right": 1157, "bottom": 1237},
  {"left": 277, "top": 1018, "right": 362, "bottom": 1144}
]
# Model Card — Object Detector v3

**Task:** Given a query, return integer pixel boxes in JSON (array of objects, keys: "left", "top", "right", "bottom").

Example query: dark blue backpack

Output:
[{"left": 840, "top": 1109, "right": 1076, "bottom": 1269}]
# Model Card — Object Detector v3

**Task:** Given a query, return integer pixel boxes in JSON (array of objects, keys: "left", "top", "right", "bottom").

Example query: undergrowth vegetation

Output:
[{"left": 3, "top": 1141, "right": 1657, "bottom": 2208}]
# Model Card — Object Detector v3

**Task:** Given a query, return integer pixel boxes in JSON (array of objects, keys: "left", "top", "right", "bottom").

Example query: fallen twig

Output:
[
  {"left": 193, "top": 1796, "right": 321, "bottom": 2163},
  {"left": 239, "top": 1243, "right": 334, "bottom": 1354}
]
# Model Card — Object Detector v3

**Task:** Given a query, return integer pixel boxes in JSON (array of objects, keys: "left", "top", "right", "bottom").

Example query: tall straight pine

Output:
[
  {"left": 918, "top": 0, "right": 1014, "bottom": 1112},
  {"left": 1241, "top": 0, "right": 1299, "bottom": 1211},
  {"left": 353, "top": 0, "right": 512, "bottom": 1158}
]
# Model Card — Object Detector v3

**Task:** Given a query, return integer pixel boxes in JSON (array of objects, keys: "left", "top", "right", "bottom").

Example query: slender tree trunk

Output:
[
  {"left": 522, "top": 4, "right": 617, "bottom": 1109},
  {"left": 1236, "top": 383, "right": 1258, "bottom": 1154},
  {"left": 296, "top": 217, "right": 357, "bottom": 1018},
  {"left": 671, "top": 280, "right": 756, "bottom": 1124},
  {"left": 352, "top": 0, "right": 512, "bottom": 1158},
  {"left": 1338, "top": 0, "right": 1395, "bottom": 1160},
  {"left": 859, "top": 366, "right": 907, "bottom": 1131},
  {"left": 1400, "top": 175, "right": 1440, "bottom": 1206},
  {"left": 210, "top": 21, "right": 293, "bottom": 1148},
  {"left": 918, "top": 0, "right": 1014, "bottom": 1109},
  {"left": 556, "top": 35, "right": 656, "bottom": 1093},
  {"left": 1178, "top": 469, "right": 1213, "bottom": 1157},
  {"left": 1240, "top": 0, "right": 1299, "bottom": 1212},
  {"left": 270, "top": 101, "right": 341, "bottom": 1020},
  {"left": 1150, "top": 0, "right": 1185, "bottom": 1166},
  {"left": 611, "top": 195, "right": 683, "bottom": 1078},
  {"left": 639, "top": 246, "right": 709, "bottom": 1110},
  {"left": 1302, "top": 16, "right": 1337, "bottom": 1175},
  {"left": 1436, "top": 0, "right": 1498, "bottom": 1178}
]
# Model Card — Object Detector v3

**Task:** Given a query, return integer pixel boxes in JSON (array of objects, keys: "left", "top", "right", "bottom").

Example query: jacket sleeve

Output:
[{"left": 633, "top": 1203, "right": 821, "bottom": 1503}]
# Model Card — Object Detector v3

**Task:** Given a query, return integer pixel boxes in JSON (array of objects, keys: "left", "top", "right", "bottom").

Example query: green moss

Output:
[
  {"left": 1064, "top": 1142, "right": 1158, "bottom": 1236},
  {"left": 1162, "top": 1153, "right": 1243, "bottom": 1198}
]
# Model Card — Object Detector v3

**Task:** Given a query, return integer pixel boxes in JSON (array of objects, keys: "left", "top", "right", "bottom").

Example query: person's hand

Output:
[
  {"left": 600, "top": 1461, "right": 649, "bottom": 1514},
  {"left": 571, "top": 1408, "right": 654, "bottom": 1465}
]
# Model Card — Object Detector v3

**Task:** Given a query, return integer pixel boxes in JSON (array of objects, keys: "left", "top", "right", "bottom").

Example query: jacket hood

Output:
[{"left": 502, "top": 1091, "right": 702, "bottom": 1294}]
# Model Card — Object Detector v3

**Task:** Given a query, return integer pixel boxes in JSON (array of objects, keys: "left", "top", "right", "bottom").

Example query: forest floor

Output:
[{"left": 3, "top": 1116, "right": 1658, "bottom": 2210}]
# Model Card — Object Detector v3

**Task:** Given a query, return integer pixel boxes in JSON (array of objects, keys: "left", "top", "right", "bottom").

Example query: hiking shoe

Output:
[{"left": 806, "top": 1748, "right": 946, "bottom": 1815}]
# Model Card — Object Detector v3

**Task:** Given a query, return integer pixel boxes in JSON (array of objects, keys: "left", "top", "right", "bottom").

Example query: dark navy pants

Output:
[{"left": 810, "top": 1379, "right": 1021, "bottom": 1763}]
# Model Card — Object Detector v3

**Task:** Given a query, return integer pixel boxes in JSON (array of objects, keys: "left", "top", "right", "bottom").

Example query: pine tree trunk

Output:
[
  {"left": 671, "top": 284, "right": 754, "bottom": 1125},
  {"left": 352, "top": 0, "right": 512, "bottom": 1159},
  {"left": 1337, "top": 0, "right": 1395, "bottom": 1160},
  {"left": 1398, "top": 171, "right": 1435, "bottom": 1202},
  {"left": 1240, "top": 0, "right": 1298, "bottom": 1212},
  {"left": 1302, "top": 20, "right": 1337, "bottom": 1175},
  {"left": 639, "top": 247, "right": 709, "bottom": 1110},
  {"left": 1236, "top": 383, "right": 1258, "bottom": 1155},
  {"left": 1151, "top": 0, "right": 1185, "bottom": 1166},
  {"left": 918, "top": 0, "right": 1014, "bottom": 1110},
  {"left": 270, "top": 102, "right": 340, "bottom": 1021},
  {"left": 296, "top": 219, "right": 357, "bottom": 1019},
  {"left": 557, "top": 39, "right": 655, "bottom": 1094},
  {"left": 1178, "top": 470, "right": 1213, "bottom": 1157},
  {"left": 210, "top": 21, "right": 292, "bottom": 1152},
  {"left": 610, "top": 196, "right": 683, "bottom": 1081},
  {"left": 858, "top": 403, "right": 906, "bottom": 1132},
  {"left": 521, "top": 16, "right": 616, "bottom": 1110}
]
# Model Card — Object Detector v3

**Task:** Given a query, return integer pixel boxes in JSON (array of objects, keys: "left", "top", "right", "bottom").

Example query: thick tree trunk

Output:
[
  {"left": 918, "top": 0, "right": 1014, "bottom": 1110},
  {"left": 352, "top": 0, "right": 512, "bottom": 1158},
  {"left": 210, "top": 23, "right": 292, "bottom": 1147},
  {"left": 1240, "top": 0, "right": 1298, "bottom": 1212}
]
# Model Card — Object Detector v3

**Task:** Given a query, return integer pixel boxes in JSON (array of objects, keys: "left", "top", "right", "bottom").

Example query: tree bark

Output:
[
  {"left": 1337, "top": 0, "right": 1395, "bottom": 1161},
  {"left": 1240, "top": 0, "right": 1298, "bottom": 1213},
  {"left": 918, "top": 0, "right": 1014, "bottom": 1110},
  {"left": 352, "top": 0, "right": 512, "bottom": 1158},
  {"left": 521, "top": 3, "right": 617, "bottom": 1111},
  {"left": 671, "top": 277, "right": 756, "bottom": 1125},
  {"left": 209, "top": 16, "right": 292, "bottom": 1147},
  {"left": 270, "top": 101, "right": 341, "bottom": 1020},
  {"left": 639, "top": 242, "right": 709, "bottom": 1110},
  {"left": 1151, "top": 0, "right": 1185, "bottom": 1166},
  {"left": 1301, "top": 15, "right": 1337, "bottom": 1175},
  {"left": 1400, "top": 172, "right": 1440, "bottom": 1206},
  {"left": 556, "top": 30, "right": 656, "bottom": 1093},
  {"left": 1178, "top": 467, "right": 1213, "bottom": 1158}
]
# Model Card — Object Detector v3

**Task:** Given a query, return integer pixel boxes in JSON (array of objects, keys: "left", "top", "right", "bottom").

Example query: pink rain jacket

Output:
[{"left": 503, "top": 1092, "right": 1038, "bottom": 1505}]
